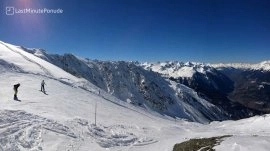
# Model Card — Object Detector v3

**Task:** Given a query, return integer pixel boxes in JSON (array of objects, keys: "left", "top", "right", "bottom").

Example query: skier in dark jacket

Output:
[
  {"left": 41, "top": 80, "right": 46, "bottom": 93},
  {"left": 13, "top": 83, "right": 20, "bottom": 100}
]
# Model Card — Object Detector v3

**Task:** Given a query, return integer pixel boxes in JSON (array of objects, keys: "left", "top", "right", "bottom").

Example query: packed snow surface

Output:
[{"left": 1, "top": 41, "right": 270, "bottom": 151}]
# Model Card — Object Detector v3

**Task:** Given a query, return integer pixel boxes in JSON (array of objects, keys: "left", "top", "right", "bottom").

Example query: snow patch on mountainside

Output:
[{"left": 170, "top": 81, "right": 228, "bottom": 121}]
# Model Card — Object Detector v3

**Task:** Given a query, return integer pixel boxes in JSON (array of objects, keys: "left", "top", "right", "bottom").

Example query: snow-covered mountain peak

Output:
[
  {"left": 211, "top": 60, "right": 270, "bottom": 71},
  {"left": 142, "top": 61, "right": 213, "bottom": 78},
  {"left": 258, "top": 60, "right": 270, "bottom": 70}
]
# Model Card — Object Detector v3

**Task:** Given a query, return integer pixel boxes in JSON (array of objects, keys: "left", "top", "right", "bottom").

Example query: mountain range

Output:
[
  {"left": 11, "top": 42, "right": 270, "bottom": 122},
  {"left": 1, "top": 40, "right": 270, "bottom": 150}
]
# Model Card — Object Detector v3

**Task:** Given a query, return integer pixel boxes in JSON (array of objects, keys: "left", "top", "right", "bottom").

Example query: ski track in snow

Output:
[
  {"left": 66, "top": 118, "right": 157, "bottom": 149},
  {"left": 0, "top": 110, "right": 157, "bottom": 150},
  {"left": 87, "top": 124, "right": 155, "bottom": 148},
  {"left": 0, "top": 110, "right": 76, "bottom": 151}
]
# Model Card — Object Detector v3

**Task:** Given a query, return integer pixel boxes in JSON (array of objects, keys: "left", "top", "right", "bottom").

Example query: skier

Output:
[
  {"left": 41, "top": 80, "right": 46, "bottom": 93},
  {"left": 13, "top": 83, "right": 20, "bottom": 100}
]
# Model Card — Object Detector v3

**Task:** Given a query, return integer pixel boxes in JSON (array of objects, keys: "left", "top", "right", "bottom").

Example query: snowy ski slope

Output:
[{"left": 1, "top": 41, "right": 270, "bottom": 151}]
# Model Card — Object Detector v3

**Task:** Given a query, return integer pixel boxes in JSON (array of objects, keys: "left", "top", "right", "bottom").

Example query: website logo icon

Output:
[{"left": 6, "top": 7, "right": 15, "bottom": 15}]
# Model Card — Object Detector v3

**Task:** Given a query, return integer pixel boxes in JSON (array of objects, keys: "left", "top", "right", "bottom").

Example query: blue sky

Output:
[{"left": 0, "top": 0, "right": 270, "bottom": 63}]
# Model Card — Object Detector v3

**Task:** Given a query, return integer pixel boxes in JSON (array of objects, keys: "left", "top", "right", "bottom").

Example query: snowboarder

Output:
[
  {"left": 41, "top": 80, "right": 46, "bottom": 93},
  {"left": 13, "top": 83, "right": 20, "bottom": 100}
]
